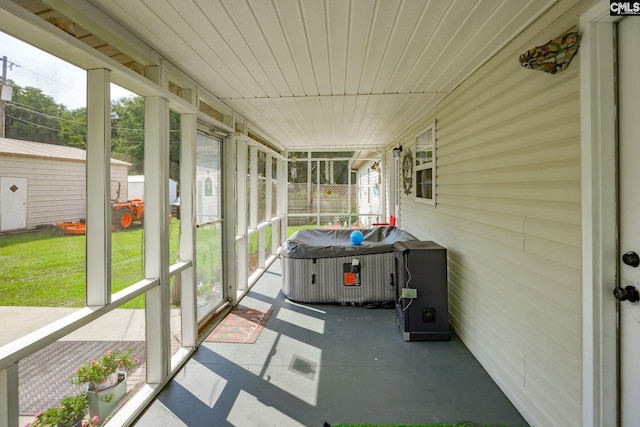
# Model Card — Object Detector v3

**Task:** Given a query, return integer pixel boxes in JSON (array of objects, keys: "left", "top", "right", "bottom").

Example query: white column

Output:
[
  {"left": 86, "top": 68, "right": 111, "bottom": 306},
  {"left": 249, "top": 145, "right": 258, "bottom": 230},
  {"left": 144, "top": 96, "right": 170, "bottom": 384},
  {"left": 279, "top": 158, "right": 287, "bottom": 242},
  {"left": 224, "top": 134, "right": 238, "bottom": 303},
  {"left": 265, "top": 153, "right": 273, "bottom": 223},
  {"left": 0, "top": 364, "right": 18, "bottom": 427},
  {"left": 179, "top": 113, "right": 197, "bottom": 348},
  {"left": 236, "top": 137, "right": 248, "bottom": 294}
]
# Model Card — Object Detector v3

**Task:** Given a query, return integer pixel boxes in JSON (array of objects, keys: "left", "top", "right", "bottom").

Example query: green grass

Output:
[
  {"left": 0, "top": 221, "right": 320, "bottom": 309},
  {"left": 0, "top": 221, "right": 180, "bottom": 308}
]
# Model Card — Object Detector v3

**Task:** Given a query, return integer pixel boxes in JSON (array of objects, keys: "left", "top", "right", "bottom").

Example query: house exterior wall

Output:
[
  {"left": 0, "top": 154, "right": 129, "bottom": 229},
  {"left": 357, "top": 163, "right": 382, "bottom": 226},
  {"left": 387, "top": 1, "right": 592, "bottom": 426}
]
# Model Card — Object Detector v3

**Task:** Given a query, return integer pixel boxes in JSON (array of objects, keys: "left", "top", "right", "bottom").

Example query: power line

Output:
[
  {"left": 8, "top": 103, "right": 84, "bottom": 125},
  {"left": 5, "top": 113, "right": 64, "bottom": 133}
]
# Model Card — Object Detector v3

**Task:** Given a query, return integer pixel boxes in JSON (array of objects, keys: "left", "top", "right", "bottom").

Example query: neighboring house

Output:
[
  {"left": 357, "top": 161, "right": 382, "bottom": 226},
  {"left": 0, "top": 138, "right": 130, "bottom": 231}
]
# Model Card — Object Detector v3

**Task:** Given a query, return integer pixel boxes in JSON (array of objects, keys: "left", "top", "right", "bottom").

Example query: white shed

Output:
[
  {"left": 0, "top": 137, "right": 130, "bottom": 231},
  {"left": 127, "top": 175, "right": 178, "bottom": 205}
]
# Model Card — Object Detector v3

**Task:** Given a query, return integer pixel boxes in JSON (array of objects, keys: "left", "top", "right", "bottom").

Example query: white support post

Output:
[
  {"left": 316, "top": 159, "right": 321, "bottom": 226},
  {"left": 224, "top": 134, "right": 238, "bottom": 304},
  {"left": 279, "top": 158, "right": 287, "bottom": 242},
  {"left": 258, "top": 226, "right": 266, "bottom": 269},
  {"left": 265, "top": 153, "right": 273, "bottom": 222},
  {"left": 236, "top": 137, "right": 248, "bottom": 294},
  {"left": 179, "top": 113, "right": 197, "bottom": 349},
  {"left": 144, "top": 96, "right": 170, "bottom": 384},
  {"left": 0, "top": 364, "right": 18, "bottom": 427},
  {"left": 264, "top": 153, "right": 272, "bottom": 263},
  {"left": 145, "top": 61, "right": 168, "bottom": 89},
  {"left": 347, "top": 161, "right": 352, "bottom": 227},
  {"left": 86, "top": 68, "right": 111, "bottom": 306},
  {"left": 379, "top": 152, "right": 386, "bottom": 222},
  {"left": 249, "top": 146, "right": 258, "bottom": 230}
]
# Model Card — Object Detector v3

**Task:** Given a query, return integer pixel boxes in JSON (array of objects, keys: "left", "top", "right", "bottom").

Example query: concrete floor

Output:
[{"left": 134, "top": 259, "right": 529, "bottom": 427}]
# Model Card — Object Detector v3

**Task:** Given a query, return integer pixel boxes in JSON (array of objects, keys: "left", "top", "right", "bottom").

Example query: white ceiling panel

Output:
[{"left": 79, "top": 0, "right": 556, "bottom": 151}]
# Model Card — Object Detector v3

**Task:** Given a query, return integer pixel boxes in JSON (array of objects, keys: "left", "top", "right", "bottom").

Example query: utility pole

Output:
[
  {"left": 1, "top": 55, "right": 7, "bottom": 138},
  {"left": 0, "top": 56, "right": 17, "bottom": 139}
]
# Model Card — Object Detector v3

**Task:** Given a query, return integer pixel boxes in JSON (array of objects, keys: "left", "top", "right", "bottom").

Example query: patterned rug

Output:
[
  {"left": 205, "top": 308, "right": 272, "bottom": 344},
  {"left": 18, "top": 341, "right": 145, "bottom": 416}
]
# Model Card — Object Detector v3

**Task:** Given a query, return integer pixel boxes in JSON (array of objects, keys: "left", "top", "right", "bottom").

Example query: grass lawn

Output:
[
  {"left": 0, "top": 221, "right": 320, "bottom": 309},
  {"left": 0, "top": 221, "right": 180, "bottom": 308}
]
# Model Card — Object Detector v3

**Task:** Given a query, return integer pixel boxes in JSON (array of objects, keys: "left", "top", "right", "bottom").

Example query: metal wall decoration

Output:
[
  {"left": 402, "top": 148, "right": 413, "bottom": 195},
  {"left": 519, "top": 30, "right": 580, "bottom": 74}
]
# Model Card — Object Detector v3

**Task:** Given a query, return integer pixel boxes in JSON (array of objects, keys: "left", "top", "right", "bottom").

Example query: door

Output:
[
  {"left": 616, "top": 16, "right": 640, "bottom": 426},
  {"left": 0, "top": 177, "right": 27, "bottom": 231}
]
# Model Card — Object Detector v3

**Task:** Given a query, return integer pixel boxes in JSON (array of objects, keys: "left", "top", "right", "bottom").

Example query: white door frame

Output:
[{"left": 580, "top": 1, "right": 620, "bottom": 426}]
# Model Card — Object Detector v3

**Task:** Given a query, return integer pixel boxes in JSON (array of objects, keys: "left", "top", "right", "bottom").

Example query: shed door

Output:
[
  {"left": 617, "top": 16, "right": 640, "bottom": 426},
  {"left": 1, "top": 177, "right": 27, "bottom": 231}
]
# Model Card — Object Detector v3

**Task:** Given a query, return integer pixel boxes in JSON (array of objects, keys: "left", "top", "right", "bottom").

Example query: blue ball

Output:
[{"left": 350, "top": 230, "right": 364, "bottom": 245}]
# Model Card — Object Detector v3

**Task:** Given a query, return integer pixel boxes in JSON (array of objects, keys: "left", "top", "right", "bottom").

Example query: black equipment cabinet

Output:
[{"left": 394, "top": 240, "right": 449, "bottom": 341}]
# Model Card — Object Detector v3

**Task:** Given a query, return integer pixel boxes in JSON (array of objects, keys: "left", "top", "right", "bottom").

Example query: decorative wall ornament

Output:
[
  {"left": 402, "top": 148, "right": 413, "bottom": 195},
  {"left": 519, "top": 30, "right": 580, "bottom": 74}
]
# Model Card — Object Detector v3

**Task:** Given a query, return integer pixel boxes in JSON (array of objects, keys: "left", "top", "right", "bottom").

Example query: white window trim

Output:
[{"left": 414, "top": 120, "right": 436, "bottom": 205}]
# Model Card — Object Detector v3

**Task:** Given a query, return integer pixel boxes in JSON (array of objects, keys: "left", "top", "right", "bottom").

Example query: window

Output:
[{"left": 415, "top": 121, "right": 436, "bottom": 204}]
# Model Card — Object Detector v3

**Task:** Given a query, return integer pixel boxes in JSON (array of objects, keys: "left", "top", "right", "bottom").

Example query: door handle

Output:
[
  {"left": 613, "top": 285, "right": 640, "bottom": 303},
  {"left": 622, "top": 251, "right": 640, "bottom": 267}
]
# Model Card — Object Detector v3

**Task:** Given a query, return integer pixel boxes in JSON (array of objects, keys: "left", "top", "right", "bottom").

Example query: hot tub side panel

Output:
[{"left": 282, "top": 252, "right": 395, "bottom": 303}]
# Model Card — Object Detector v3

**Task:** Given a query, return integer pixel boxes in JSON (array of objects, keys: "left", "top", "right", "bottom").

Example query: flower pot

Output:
[
  {"left": 87, "top": 372, "right": 127, "bottom": 425},
  {"left": 91, "top": 371, "right": 119, "bottom": 391}
]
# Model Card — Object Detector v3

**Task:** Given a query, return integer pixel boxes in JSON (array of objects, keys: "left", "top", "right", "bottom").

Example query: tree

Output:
[
  {"left": 111, "top": 95, "right": 144, "bottom": 173},
  {"left": 4, "top": 83, "right": 66, "bottom": 144},
  {"left": 4, "top": 81, "right": 181, "bottom": 180},
  {"left": 58, "top": 107, "right": 87, "bottom": 149},
  {"left": 111, "top": 96, "right": 181, "bottom": 180}
]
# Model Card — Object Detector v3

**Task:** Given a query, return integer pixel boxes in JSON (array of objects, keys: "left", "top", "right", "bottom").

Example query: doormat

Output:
[
  {"left": 18, "top": 340, "right": 145, "bottom": 416},
  {"left": 205, "top": 308, "right": 272, "bottom": 344}
]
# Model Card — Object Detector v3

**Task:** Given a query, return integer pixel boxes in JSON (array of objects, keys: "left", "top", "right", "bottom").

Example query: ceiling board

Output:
[{"left": 78, "top": 0, "right": 557, "bottom": 151}]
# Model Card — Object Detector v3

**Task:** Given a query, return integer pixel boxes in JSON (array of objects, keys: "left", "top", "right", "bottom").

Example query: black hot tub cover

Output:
[{"left": 281, "top": 226, "right": 416, "bottom": 259}]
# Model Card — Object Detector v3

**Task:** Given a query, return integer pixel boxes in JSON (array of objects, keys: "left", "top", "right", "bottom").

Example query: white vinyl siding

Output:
[
  {"left": 389, "top": 2, "right": 585, "bottom": 426},
  {"left": 0, "top": 153, "right": 128, "bottom": 229}
]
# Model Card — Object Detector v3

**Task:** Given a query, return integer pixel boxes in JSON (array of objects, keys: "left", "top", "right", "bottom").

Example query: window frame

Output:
[{"left": 414, "top": 121, "right": 436, "bottom": 205}]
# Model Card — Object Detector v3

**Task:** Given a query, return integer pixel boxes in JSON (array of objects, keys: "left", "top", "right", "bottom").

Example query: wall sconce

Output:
[{"left": 393, "top": 146, "right": 402, "bottom": 158}]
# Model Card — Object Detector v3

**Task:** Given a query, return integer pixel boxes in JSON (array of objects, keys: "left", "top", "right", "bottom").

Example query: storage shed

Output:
[
  {"left": 128, "top": 175, "right": 178, "bottom": 205},
  {"left": 0, "top": 137, "right": 130, "bottom": 231}
]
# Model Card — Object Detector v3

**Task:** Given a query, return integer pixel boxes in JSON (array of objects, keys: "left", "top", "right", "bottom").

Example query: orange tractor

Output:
[
  {"left": 111, "top": 180, "right": 144, "bottom": 229},
  {"left": 53, "top": 181, "right": 144, "bottom": 235}
]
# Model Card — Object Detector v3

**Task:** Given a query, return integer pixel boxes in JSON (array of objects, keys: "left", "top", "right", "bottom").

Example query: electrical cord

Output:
[{"left": 399, "top": 252, "right": 413, "bottom": 312}]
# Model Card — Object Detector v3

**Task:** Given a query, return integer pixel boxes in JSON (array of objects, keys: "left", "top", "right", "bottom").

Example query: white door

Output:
[
  {"left": 0, "top": 177, "right": 27, "bottom": 231},
  {"left": 617, "top": 16, "right": 640, "bottom": 427}
]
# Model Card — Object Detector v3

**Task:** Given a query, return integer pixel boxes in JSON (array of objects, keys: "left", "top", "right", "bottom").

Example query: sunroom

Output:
[{"left": 0, "top": 0, "right": 632, "bottom": 427}]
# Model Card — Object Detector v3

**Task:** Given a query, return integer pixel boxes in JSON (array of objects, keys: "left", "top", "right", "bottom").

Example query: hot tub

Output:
[{"left": 281, "top": 226, "right": 416, "bottom": 304}]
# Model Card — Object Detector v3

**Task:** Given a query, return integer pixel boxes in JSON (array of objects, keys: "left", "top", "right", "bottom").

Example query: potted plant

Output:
[
  {"left": 70, "top": 347, "right": 140, "bottom": 391},
  {"left": 25, "top": 393, "right": 99, "bottom": 427},
  {"left": 70, "top": 347, "right": 140, "bottom": 424}
]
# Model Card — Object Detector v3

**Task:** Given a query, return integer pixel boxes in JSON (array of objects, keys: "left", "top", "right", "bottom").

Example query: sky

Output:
[{"left": 0, "top": 31, "right": 134, "bottom": 109}]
